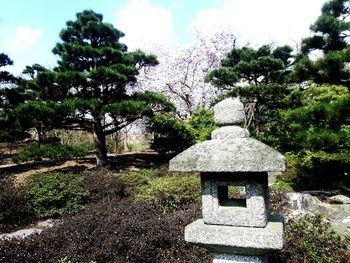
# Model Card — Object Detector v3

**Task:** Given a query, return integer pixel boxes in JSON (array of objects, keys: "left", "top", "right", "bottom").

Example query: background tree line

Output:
[{"left": 0, "top": 0, "right": 349, "bottom": 190}]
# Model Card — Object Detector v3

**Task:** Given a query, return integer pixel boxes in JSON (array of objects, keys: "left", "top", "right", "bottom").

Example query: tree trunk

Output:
[
  {"left": 92, "top": 124, "right": 108, "bottom": 167},
  {"left": 253, "top": 94, "right": 260, "bottom": 133},
  {"left": 123, "top": 129, "right": 129, "bottom": 152},
  {"left": 37, "top": 124, "right": 43, "bottom": 147}
]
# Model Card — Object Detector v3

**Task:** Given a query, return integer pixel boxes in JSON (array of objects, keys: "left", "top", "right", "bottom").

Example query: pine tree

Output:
[
  {"left": 0, "top": 53, "right": 27, "bottom": 142},
  {"left": 18, "top": 10, "right": 174, "bottom": 166},
  {"left": 293, "top": 0, "right": 350, "bottom": 86},
  {"left": 0, "top": 53, "right": 16, "bottom": 85},
  {"left": 206, "top": 44, "right": 293, "bottom": 132}
]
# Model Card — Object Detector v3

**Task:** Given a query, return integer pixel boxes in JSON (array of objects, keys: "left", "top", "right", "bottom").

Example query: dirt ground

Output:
[{"left": 0, "top": 151, "right": 170, "bottom": 185}]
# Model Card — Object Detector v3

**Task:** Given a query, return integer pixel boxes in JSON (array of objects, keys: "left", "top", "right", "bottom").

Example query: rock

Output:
[
  {"left": 285, "top": 192, "right": 350, "bottom": 235},
  {"left": 36, "top": 219, "right": 56, "bottom": 228},
  {"left": 329, "top": 195, "right": 350, "bottom": 204},
  {"left": 286, "top": 192, "right": 322, "bottom": 210},
  {"left": 0, "top": 228, "right": 42, "bottom": 240},
  {"left": 0, "top": 219, "right": 57, "bottom": 240}
]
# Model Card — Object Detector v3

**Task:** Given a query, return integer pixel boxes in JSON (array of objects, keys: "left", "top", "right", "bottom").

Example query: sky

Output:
[{"left": 0, "top": 0, "right": 327, "bottom": 75}]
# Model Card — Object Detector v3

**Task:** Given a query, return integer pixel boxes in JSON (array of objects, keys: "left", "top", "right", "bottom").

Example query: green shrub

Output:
[
  {"left": 24, "top": 173, "right": 88, "bottom": 218},
  {"left": 281, "top": 150, "right": 350, "bottom": 190},
  {"left": 118, "top": 171, "right": 150, "bottom": 195},
  {"left": 137, "top": 173, "right": 201, "bottom": 210},
  {"left": 270, "top": 214, "right": 350, "bottom": 262},
  {"left": 117, "top": 169, "right": 170, "bottom": 196},
  {"left": 13, "top": 143, "right": 89, "bottom": 163},
  {"left": 271, "top": 181, "right": 294, "bottom": 191},
  {"left": 187, "top": 108, "right": 216, "bottom": 142},
  {"left": 149, "top": 113, "right": 196, "bottom": 154}
]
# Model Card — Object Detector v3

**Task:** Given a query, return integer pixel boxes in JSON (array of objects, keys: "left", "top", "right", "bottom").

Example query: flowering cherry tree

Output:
[{"left": 135, "top": 30, "right": 236, "bottom": 119}]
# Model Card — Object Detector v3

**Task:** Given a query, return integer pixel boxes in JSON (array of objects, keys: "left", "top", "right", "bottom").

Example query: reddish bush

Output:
[
  {"left": 269, "top": 214, "right": 350, "bottom": 263},
  {"left": 269, "top": 189, "right": 289, "bottom": 216},
  {"left": 82, "top": 168, "right": 126, "bottom": 202},
  {"left": 0, "top": 179, "right": 33, "bottom": 233},
  {"left": 0, "top": 198, "right": 210, "bottom": 263}
]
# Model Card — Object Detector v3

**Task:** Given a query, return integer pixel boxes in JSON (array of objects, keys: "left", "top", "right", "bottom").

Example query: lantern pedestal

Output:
[{"left": 185, "top": 217, "right": 284, "bottom": 255}]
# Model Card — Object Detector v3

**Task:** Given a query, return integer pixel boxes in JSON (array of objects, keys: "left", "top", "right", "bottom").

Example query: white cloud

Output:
[
  {"left": 114, "top": 0, "right": 173, "bottom": 50},
  {"left": 9, "top": 25, "right": 42, "bottom": 52},
  {"left": 189, "top": 0, "right": 326, "bottom": 48}
]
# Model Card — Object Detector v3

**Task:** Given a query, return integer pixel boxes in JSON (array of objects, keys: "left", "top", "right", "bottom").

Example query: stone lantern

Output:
[{"left": 169, "top": 98, "right": 285, "bottom": 263}]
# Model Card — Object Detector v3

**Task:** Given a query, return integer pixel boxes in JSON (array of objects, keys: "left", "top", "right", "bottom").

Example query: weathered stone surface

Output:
[
  {"left": 171, "top": 97, "right": 285, "bottom": 261},
  {"left": 286, "top": 192, "right": 350, "bottom": 235},
  {"left": 0, "top": 219, "right": 57, "bottom": 240},
  {"left": 212, "top": 126, "right": 250, "bottom": 140},
  {"left": 213, "top": 253, "right": 267, "bottom": 263},
  {"left": 185, "top": 218, "right": 284, "bottom": 255},
  {"left": 201, "top": 173, "right": 268, "bottom": 227},
  {"left": 285, "top": 193, "right": 321, "bottom": 213},
  {"left": 37, "top": 219, "right": 56, "bottom": 228},
  {"left": 329, "top": 195, "right": 350, "bottom": 204},
  {"left": 0, "top": 229, "right": 41, "bottom": 240},
  {"left": 169, "top": 138, "right": 285, "bottom": 172},
  {"left": 214, "top": 98, "right": 245, "bottom": 126}
]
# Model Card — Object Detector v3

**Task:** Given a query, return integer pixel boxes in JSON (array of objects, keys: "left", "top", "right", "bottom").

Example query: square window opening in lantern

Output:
[{"left": 218, "top": 185, "right": 247, "bottom": 207}]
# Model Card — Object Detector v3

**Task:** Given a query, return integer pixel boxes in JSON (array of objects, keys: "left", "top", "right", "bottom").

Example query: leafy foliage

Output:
[
  {"left": 0, "top": 198, "right": 210, "bottom": 263},
  {"left": 206, "top": 44, "right": 293, "bottom": 132},
  {"left": 282, "top": 150, "right": 350, "bottom": 190},
  {"left": 23, "top": 173, "right": 88, "bottom": 218},
  {"left": 0, "top": 179, "right": 33, "bottom": 233},
  {"left": 206, "top": 44, "right": 293, "bottom": 89},
  {"left": 0, "top": 53, "right": 16, "bottom": 85},
  {"left": 9, "top": 10, "right": 173, "bottom": 166},
  {"left": 0, "top": 53, "right": 28, "bottom": 142},
  {"left": 270, "top": 214, "right": 350, "bottom": 263},
  {"left": 117, "top": 169, "right": 159, "bottom": 195},
  {"left": 12, "top": 143, "right": 89, "bottom": 163},
  {"left": 293, "top": 0, "right": 350, "bottom": 86},
  {"left": 117, "top": 168, "right": 201, "bottom": 210},
  {"left": 187, "top": 108, "right": 216, "bottom": 142},
  {"left": 249, "top": 84, "right": 350, "bottom": 189},
  {"left": 302, "top": 0, "right": 350, "bottom": 54},
  {"left": 269, "top": 189, "right": 289, "bottom": 216},
  {"left": 82, "top": 168, "right": 125, "bottom": 202},
  {"left": 149, "top": 113, "right": 196, "bottom": 154},
  {"left": 137, "top": 173, "right": 201, "bottom": 210},
  {"left": 271, "top": 85, "right": 350, "bottom": 151},
  {"left": 149, "top": 108, "right": 216, "bottom": 154}
]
